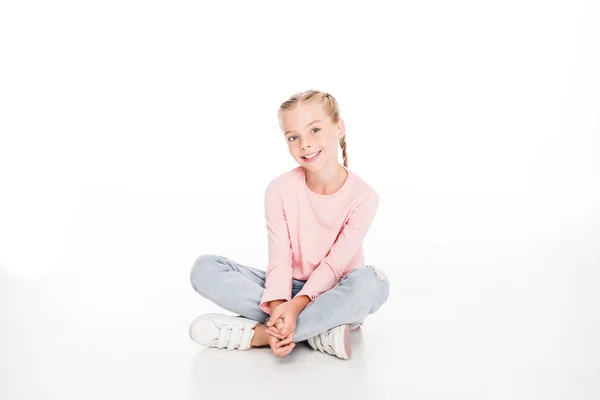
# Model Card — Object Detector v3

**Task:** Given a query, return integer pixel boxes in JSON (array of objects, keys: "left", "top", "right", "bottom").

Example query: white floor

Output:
[{"left": 2, "top": 239, "right": 599, "bottom": 400}]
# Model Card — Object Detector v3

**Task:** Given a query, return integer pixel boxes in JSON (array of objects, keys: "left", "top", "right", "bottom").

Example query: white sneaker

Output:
[
  {"left": 189, "top": 313, "right": 259, "bottom": 351},
  {"left": 348, "top": 319, "right": 364, "bottom": 332},
  {"left": 307, "top": 324, "right": 351, "bottom": 359}
]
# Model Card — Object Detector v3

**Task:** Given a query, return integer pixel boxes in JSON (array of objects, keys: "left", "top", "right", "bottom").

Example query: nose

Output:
[{"left": 300, "top": 139, "right": 311, "bottom": 150}]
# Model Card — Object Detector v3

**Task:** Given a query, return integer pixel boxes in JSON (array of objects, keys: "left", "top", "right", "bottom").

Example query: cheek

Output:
[
  {"left": 288, "top": 144, "right": 299, "bottom": 155},
  {"left": 320, "top": 138, "right": 334, "bottom": 150}
]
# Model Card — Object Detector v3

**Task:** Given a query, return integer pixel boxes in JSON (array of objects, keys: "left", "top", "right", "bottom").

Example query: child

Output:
[{"left": 189, "top": 89, "right": 389, "bottom": 359}]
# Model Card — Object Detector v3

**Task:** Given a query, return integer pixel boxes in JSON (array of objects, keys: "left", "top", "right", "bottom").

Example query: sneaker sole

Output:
[
  {"left": 334, "top": 325, "right": 351, "bottom": 359},
  {"left": 344, "top": 325, "right": 351, "bottom": 358}
]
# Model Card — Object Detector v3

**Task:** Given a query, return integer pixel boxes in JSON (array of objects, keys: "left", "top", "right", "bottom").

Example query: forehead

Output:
[{"left": 280, "top": 103, "right": 329, "bottom": 130}]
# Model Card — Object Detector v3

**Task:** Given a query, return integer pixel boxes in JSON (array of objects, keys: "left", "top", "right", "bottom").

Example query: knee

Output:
[
  {"left": 189, "top": 254, "right": 221, "bottom": 294},
  {"left": 349, "top": 266, "right": 389, "bottom": 313},
  {"left": 370, "top": 266, "right": 390, "bottom": 312}
]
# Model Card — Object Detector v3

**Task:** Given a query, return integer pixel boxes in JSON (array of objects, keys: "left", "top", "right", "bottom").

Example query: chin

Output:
[{"left": 301, "top": 160, "right": 324, "bottom": 170}]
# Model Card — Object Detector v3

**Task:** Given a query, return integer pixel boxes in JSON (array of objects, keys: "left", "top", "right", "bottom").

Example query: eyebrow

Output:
[{"left": 284, "top": 120, "right": 322, "bottom": 136}]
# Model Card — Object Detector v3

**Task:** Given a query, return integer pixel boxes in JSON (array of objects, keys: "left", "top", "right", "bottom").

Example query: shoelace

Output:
[{"left": 216, "top": 324, "right": 253, "bottom": 350}]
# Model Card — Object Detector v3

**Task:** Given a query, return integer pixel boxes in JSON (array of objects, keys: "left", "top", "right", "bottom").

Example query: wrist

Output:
[
  {"left": 290, "top": 295, "right": 311, "bottom": 313},
  {"left": 268, "top": 299, "right": 286, "bottom": 314}
]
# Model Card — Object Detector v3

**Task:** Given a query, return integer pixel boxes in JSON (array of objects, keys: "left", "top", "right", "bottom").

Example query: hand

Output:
[
  {"left": 267, "top": 301, "right": 299, "bottom": 340},
  {"left": 267, "top": 324, "right": 296, "bottom": 357},
  {"left": 268, "top": 299, "right": 286, "bottom": 315},
  {"left": 265, "top": 300, "right": 294, "bottom": 356}
]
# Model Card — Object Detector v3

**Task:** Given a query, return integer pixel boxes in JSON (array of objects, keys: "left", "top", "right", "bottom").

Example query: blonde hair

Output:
[{"left": 278, "top": 89, "right": 348, "bottom": 168}]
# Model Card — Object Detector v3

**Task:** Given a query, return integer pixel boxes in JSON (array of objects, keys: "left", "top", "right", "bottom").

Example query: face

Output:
[{"left": 280, "top": 103, "right": 344, "bottom": 171}]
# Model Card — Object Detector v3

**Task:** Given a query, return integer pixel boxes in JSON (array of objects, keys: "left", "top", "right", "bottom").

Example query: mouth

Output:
[{"left": 301, "top": 150, "right": 322, "bottom": 162}]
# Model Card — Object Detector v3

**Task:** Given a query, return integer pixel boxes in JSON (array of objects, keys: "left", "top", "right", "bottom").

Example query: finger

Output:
[
  {"left": 281, "top": 320, "right": 296, "bottom": 336},
  {"left": 270, "top": 340, "right": 284, "bottom": 355},
  {"left": 273, "top": 342, "right": 292, "bottom": 357},
  {"left": 284, "top": 343, "right": 296, "bottom": 356},
  {"left": 268, "top": 336, "right": 285, "bottom": 352},
  {"left": 266, "top": 327, "right": 287, "bottom": 340},
  {"left": 281, "top": 328, "right": 295, "bottom": 342},
  {"left": 276, "top": 316, "right": 294, "bottom": 334},
  {"left": 266, "top": 325, "right": 279, "bottom": 334},
  {"left": 268, "top": 338, "right": 281, "bottom": 353},
  {"left": 275, "top": 318, "right": 287, "bottom": 335},
  {"left": 274, "top": 333, "right": 295, "bottom": 351},
  {"left": 278, "top": 343, "right": 295, "bottom": 357},
  {"left": 275, "top": 334, "right": 294, "bottom": 348},
  {"left": 270, "top": 323, "right": 291, "bottom": 337},
  {"left": 280, "top": 326, "right": 295, "bottom": 339},
  {"left": 268, "top": 309, "right": 283, "bottom": 326},
  {"left": 268, "top": 336, "right": 279, "bottom": 348},
  {"left": 267, "top": 330, "right": 286, "bottom": 340}
]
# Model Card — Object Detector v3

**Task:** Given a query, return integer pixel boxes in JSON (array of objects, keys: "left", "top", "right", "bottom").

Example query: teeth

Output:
[{"left": 304, "top": 151, "right": 319, "bottom": 159}]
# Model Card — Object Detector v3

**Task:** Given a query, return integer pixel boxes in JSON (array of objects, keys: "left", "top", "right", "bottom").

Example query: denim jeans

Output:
[{"left": 189, "top": 254, "right": 390, "bottom": 342}]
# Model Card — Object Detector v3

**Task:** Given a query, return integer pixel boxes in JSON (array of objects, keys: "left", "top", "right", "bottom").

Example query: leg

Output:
[
  {"left": 293, "top": 265, "right": 390, "bottom": 342},
  {"left": 189, "top": 254, "right": 270, "bottom": 323}
]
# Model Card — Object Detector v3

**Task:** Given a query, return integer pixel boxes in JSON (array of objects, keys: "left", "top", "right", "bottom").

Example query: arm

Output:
[
  {"left": 296, "top": 192, "right": 379, "bottom": 302},
  {"left": 259, "top": 182, "right": 294, "bottom": 314},
  {"left": 288, "top": 295, "right": 311, "bottom": 313},
  {"left": 269, "top": 299, "right": 286, "bottom": 314}
]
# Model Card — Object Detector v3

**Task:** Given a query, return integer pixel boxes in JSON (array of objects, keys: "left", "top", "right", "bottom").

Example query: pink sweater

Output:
[{"left": 259, "top": 165, "right": 379, "bottom": 314}]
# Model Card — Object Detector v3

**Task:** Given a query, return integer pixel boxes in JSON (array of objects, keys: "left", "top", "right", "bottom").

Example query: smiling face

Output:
[{"left": 279, "top": 102, "right": 344, "bottom": 171}]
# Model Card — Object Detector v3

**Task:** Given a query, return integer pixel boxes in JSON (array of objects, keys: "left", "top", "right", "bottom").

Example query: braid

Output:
[{"left": 339, "top": 136, "right": 348, "bottom": 168}]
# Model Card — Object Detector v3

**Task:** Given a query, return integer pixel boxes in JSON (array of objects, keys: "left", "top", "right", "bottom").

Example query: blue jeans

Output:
[{"left": 189, "top": 254, "right": 390, "bottom": 342}]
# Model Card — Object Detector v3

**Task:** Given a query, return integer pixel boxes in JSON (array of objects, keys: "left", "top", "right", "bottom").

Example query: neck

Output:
[{"left": 304, "top": 160, "right": 348, "bottom": 195}]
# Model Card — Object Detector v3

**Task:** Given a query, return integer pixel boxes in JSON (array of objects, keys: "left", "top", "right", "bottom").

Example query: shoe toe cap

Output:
[{"left": 189, "top": 314, "right": 220, "bottom": 345}]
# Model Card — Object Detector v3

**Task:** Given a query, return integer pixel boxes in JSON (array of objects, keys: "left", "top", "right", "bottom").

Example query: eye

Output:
[{"left": 288, "top": 128, "right": 318, "bottom": 142}]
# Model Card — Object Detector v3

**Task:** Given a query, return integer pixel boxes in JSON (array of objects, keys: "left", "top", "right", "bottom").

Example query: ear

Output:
[{"left": 337, "top": 119, "right": 346, "bottom": 139}]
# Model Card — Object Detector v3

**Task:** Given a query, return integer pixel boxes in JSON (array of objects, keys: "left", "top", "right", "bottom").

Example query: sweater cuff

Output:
[
  {"left": 294, "top": 261, "right": 338, "bottom": 301},
  {"left": 295, "top": 287, "right": 318, "bottom": 302},
  {"left": 259, "top": 288, "right": 291, "bottom": 315}
]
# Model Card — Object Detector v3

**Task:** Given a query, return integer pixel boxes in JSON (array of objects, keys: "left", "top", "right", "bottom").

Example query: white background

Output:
[{"left": 1, "top": 1, "right": 599, "bottom": 399}]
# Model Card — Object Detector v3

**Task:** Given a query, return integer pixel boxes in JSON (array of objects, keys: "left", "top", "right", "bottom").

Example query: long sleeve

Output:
[
  {"left": 259, "top": 182, "right": 293, "bottom": 314},
  {"left": 296, "top": 192, "right": 379, "bottom": 301}
]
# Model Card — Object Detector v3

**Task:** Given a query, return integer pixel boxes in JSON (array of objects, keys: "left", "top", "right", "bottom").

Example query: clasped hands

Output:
[{"left": 266, "top": 295, "right": 310, "bottom": 357}]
